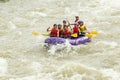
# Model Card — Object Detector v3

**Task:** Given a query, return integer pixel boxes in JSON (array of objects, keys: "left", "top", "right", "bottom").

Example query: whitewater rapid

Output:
[{"left": 0, "top": 0, "right": 120, "bottom": 80}]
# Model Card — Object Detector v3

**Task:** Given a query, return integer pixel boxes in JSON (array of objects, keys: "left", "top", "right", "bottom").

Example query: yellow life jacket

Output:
[
  {"left": 80, "top": 25, "right": 86, "bottom": 32},
  {"left": 61, "top": 26, "right": 63, "bottom": 30},
  {"left": 62, "top": 24, "right": 71, "bottom": 30}
]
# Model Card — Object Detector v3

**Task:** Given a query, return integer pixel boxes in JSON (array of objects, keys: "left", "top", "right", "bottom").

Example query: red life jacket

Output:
[
  {"left": 59, "top": 30, "right": 63, "bottom": 37},
  {"left": 75, "top": 20, "right": 81, "bottom": 25},
  {"left": 64, "top": 29, "right": 71, "bottom": 36},
  {"left": 73, "top": 26, "right": 79, "bottom": 34},
  {"left": 50, "top": 28, "right": 58, "bottom": 37}
]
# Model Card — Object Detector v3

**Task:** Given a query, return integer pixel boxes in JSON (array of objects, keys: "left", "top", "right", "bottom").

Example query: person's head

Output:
[
  {"left": 63, "top": 20, "right": 67, "bottom": 24},
  {"left": 53, "top": 24, "right": 57, "bottom": 28},
  {"left": 75, "top": 16, "right": 79, "bottom": 20},
  {"left": 64, "top": 25, "right": 68, "bottom": 30},
  {"left": 80, "top": 21, "right": 84, "bottom": 26},
  {"left": 58, "top": 24, "right": 62, "bottom": 29}
]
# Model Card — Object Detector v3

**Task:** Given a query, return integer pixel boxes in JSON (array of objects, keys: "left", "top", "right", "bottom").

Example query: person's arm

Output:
[
  {"left": 70, "top": 23, "right": 75, "bottom": 25},
  {"left": 66, "top": 18, "right": 70, "bottom": 26},
  {"left": 78, "top": 26, "right": 81, "bottom": 34},
  {"left": 78, "top": 26, "right": 81, "bottom": 32},
  {"left": 47, "top": 27, "right": 51, "bottom": 32},
  {"left": 71, "top": 27, "right": 74, "bottom": 34},
  {"left": 84, "top": 26, "right": 87, "bottom": 31},
  {"left": 57, "top": 29, "right": 59, "bottom": 37}
]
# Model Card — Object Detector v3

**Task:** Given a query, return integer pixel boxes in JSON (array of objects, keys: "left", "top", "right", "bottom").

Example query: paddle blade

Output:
[
  {"left": 32, "top": 31, "right": 39, "bottom": 36},
  {"left": 71, "top": 33, "right": 78, "bottom": 37},
  {"left": 85, "top": 33, "right": 93, "bottom": 38},
  {"left": 90, "top": 30, "right": 98, "bottom": 35}
]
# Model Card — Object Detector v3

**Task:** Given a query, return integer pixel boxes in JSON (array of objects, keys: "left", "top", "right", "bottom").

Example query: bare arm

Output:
[
  {"left": 47, "top": 27, "right": 51, "bottom": 32},
  {"left": 84, "top": 26, "right": 87, "bottom": 31},
  {"left": 57, "top": 29, "right": 59, "bottom": 37},
  {"left": 66, "top": 18, "right": 70, "bottom": 26}
]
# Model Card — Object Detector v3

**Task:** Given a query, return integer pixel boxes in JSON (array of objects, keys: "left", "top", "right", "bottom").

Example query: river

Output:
[{"left": 0, "top": 0, "right": 120, "bottom": 80}]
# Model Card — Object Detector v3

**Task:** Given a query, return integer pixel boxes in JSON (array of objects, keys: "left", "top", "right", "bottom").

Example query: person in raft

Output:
[
  {"left": 75, "top": 16, "right": 81, "bottom": 24},
  {"left": 70, "top": 16, "right": 81, "bottom": 27},
  {"left": 70, "top": 16, "right": 88, "bottom": 36},
  {"left": 62, "top": 25, "right": 71, "bottom": 38},
  {"left": 72, "top": 22, "right": 80, "bottom": 38},
  {"left": 79, "top": 21, "right": 87, "bottom": 36},
  {"left": 62, "top": 19, "right": 71, "bottom": 29},
  {"left": 57, "top": 24, "right": 64, "bottom": 37},
  {"left": 47, "top": 24, "right": 58, "bottom": 37}
]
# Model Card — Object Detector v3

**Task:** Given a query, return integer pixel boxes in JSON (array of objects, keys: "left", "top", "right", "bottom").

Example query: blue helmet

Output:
[
  {"left": 80, "top": 21, "right": 83, "bottom": 23},
  {"left": 58, "top": 24, "right": 62, "bottom": 26},
  {"left": 63, "top": 20, "right": 66, "bottom": 23}
]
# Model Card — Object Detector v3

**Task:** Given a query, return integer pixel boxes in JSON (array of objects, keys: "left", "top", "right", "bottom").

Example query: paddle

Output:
[
  {"left": 32, "top": 31, "right": 77, "bottom": 38},
  {"left": 32, "top": 31, "right": 49, "bottom": 36},
  {"left": 71, "top": 33, "right": 78, "bottom": 37},
  {"left": 90, "top": 30, "right": 98, "bottom": 35},
  {"left": 86, "top": 30, "right": 98, "bottom": 38},
  {"left": 85, "top": 33, "right": 93, "bottom": 38},
  {"left": 32, "top": 31, "right": 40, "bottom": 36},
  {"left": 71, "top": 30, "right": 98, "bottom": 38},
  {"left": 71, "top": 33, "right": 92, "bottom": 38},
  {"left": 32, "top": 30, "right": 98, "bottom": 38}
]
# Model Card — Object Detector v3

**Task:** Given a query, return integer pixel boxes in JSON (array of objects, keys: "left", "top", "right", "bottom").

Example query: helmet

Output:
[
  {"left": 80, "top": 21, "right": 83, "bottom": 23},
  {"left": 63, "top": 20, "right": 66, "bottom": 23},
  {"left": 58, "top": 24, "right": 62, "bottom": 26}
]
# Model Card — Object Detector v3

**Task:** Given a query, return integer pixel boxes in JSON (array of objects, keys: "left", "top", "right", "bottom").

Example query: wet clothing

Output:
[
  {"left": 72, "top": 26, "right": 79, "bottom": 38},
  {"left": 63, "top": 29, "right": 71, "bottom": 38},
  {"left": 50, "top": 28, "right": 58, "bottom": 37},
  {"left": 63, "top": 24, "right": 69, "bottom": 29},
  {"left": 75, "top": 20, "right": 81, "bottom": 25},
  {"left": 79, "top": 25, "right": 86, "bottom": 35},
  {"left": 58, "top": 29, "right": 63, "bottom": 37},
  {"left": 73, "top": 26, "right": 79, "bottom": 34}
]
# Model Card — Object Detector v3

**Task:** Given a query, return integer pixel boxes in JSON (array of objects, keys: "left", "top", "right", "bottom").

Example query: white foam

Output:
[
  {"left": 48, "top": 45, "right": 56, "bottom": 55},
  {"left": 64, "top": 39, "right": 72, "bottom": 53},
  {"left": 100, "top": 0, "right": 120, "bottom": 8},
  {"left": 36, "top": 35, "right": 43, "bottom": 40},
  {"left": 0, "top": 0, "right": 120, "bottom": 80},
  {"left": 30, "top": 62, "right": 42, "bottom": 72},
  {"left": 70, "top": 73, "right": 84, "bottom": 80},
  {"left": 9, "top": 21, "right": 16, "bottom": 30},
  {"left": 30, "top": 12, "right": 47, "bottom": 17},
  {"left": 16, "top": 31, "right": 22, "bottom": 36},
  {"left": 95, "top": 41, "right": 118, "bottom": 48},
  {"left": 0, "top": 58, "right": 8, "bottom": 76},
  {"left": 100, "top": 69, "right": 120, "bottom": 80},
  {"left": 65, "top": 7, "right": 70, "bottom": 14},
  {"left": 56, "top": 62, "right": 102, "bottom": 80}
]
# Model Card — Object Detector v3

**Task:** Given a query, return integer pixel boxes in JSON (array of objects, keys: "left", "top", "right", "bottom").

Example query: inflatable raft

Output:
[{"left": 44, "top": 36, "right": 91, "bottom": 45}]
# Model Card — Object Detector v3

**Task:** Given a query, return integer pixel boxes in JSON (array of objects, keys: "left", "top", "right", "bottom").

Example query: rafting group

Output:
[{"left": 46, "top": 16, "right": 87, "bottom": 39}]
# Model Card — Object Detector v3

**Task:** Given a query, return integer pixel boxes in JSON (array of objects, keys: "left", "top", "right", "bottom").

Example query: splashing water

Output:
[{"left": 0, "top": 0, "right": 120, "bottom": 80}]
